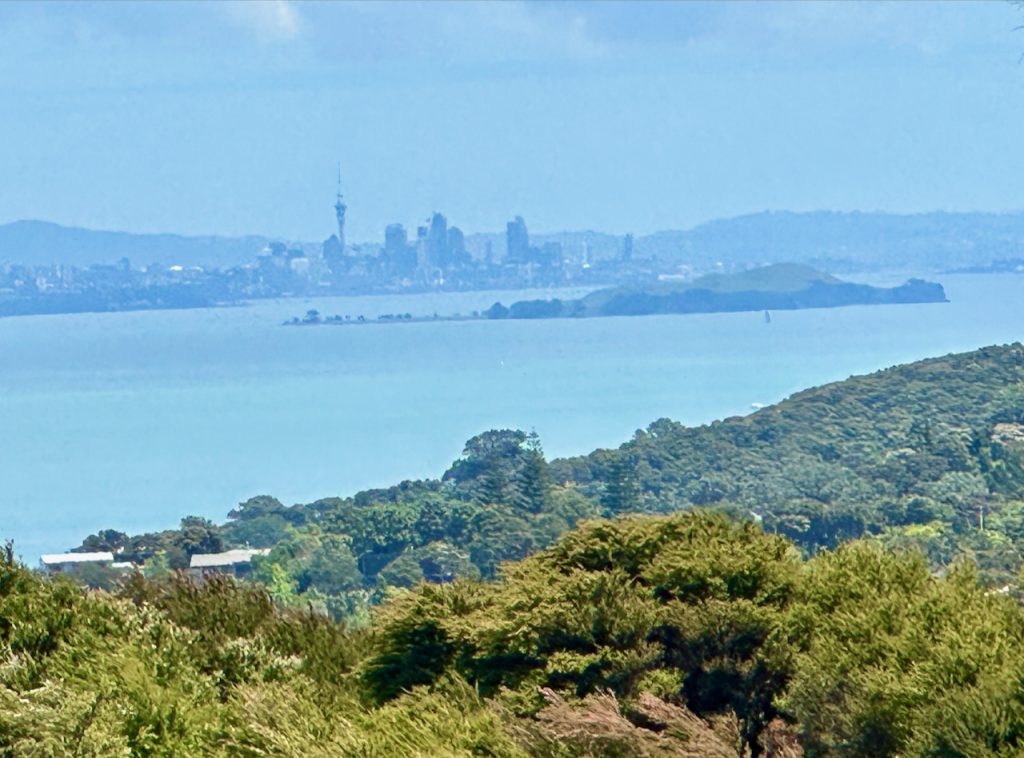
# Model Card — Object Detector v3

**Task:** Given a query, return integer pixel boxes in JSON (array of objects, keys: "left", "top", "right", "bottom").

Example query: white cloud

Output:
[
  {"left": 295, "top": 1, "right": 606, "bottom": 64},
  {"left": 222, "top": 0, "right": 302, "bottom": 43},
  {"left": 729, "top": 0, "right": 1009, "bottom": 59},
  {"left": 456, "top": 2, "right": 607, "bottom": 60}
]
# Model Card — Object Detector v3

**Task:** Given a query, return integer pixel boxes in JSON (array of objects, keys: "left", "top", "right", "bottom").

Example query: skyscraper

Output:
[
  {"left": 334, "top": 165, "right": 347, "bottom": 254},
  {"left": 415, "top": 225, "right": 430, "bottom": 270},
  {"left": 506, "top": 216, "right": 529, "bottom": 264},
  {"left": 447, "top": 226, "right": 466, "bottom": 264},
  {"left": 385, "top": 223, "right": 408, "bottom": 256},
  {"left": 427, "top": 212, "right": 448, "bottom": 268},
  {"left": 622, "top": 233, "right": 633, "bottom": 262},
  {"left": 384, "top": 222, "right": 417, "bottom": 277}
]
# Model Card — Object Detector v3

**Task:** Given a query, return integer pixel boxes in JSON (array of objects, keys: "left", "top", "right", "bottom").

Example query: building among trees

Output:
[
  {"left": 188, "top": 548, "right": 270, "bottom": 579},
  {"left": 40, "top": 551, "right": 114, "bottom": 573}
]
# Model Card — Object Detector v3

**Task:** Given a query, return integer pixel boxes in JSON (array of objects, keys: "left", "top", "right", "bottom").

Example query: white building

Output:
[
  {"left": 40, "top": 552, "right": 114, "bottom": 573},
  {"left": 188, "top": 548, "right": 270, "bottom": 578}
]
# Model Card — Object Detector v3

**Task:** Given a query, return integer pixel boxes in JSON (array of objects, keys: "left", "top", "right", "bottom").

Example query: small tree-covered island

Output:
[
  {"left": 286, "top": 263, "right": 947, "bottom": 325},
  {"left": 9, "top": 342, "right": 1024, "bottom": 755},
  {"left": 489, "top": 264, "right": 946, "bottom": 320}
]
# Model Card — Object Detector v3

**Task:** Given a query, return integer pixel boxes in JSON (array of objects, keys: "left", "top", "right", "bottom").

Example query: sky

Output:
[{"left": 0, "top": 0, "right": 1022, "bottom": 243}]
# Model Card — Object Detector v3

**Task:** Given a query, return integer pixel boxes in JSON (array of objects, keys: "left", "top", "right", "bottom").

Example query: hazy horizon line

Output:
[{"left": 6, "top": 205, "right": 1024, "bottom": 247}]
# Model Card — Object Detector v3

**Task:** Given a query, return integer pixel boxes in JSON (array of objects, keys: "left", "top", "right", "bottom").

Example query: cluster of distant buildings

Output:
[
  {"left": 283, "top": 169, "right": 647, "bottom": 290},
  {"left": 317, "top": 174, "right": 577, "bottom": 286},
  {"left": 324, "top": 212, "right": 569, "bottom": 284}
]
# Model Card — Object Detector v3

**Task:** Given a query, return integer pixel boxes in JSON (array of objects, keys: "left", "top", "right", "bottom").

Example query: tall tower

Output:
[{"left": 333, "top": 164, "right": 347, "bottom": 254}]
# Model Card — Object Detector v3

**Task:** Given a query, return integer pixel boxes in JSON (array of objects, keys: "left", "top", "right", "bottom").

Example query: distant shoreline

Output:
[
  {"left": 282, "top": 297, "right": 949, "bottom": 328},
  {"left": 284, "top": 264, "right": 949, "bottom": 327},
  {"left": 0, "top": 267, "right": 951, "bottom": 322}
]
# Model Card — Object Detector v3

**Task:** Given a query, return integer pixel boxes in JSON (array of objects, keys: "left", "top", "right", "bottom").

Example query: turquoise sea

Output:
[{"left": 1, "top": 274, "right": 1022, "bottom": 563}]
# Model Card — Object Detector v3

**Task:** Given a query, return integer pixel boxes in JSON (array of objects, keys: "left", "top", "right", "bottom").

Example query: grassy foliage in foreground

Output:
[{"left": 8, "top": 511, "right": 1024, "bottom": 756}]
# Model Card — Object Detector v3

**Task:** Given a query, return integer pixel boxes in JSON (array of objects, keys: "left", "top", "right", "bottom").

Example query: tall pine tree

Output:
[
  {"left": 601, "top": 453, "right": 640, "bottom": 512},
  {"left": 514, "top": 432, "right": 550, "bottom": 513}
]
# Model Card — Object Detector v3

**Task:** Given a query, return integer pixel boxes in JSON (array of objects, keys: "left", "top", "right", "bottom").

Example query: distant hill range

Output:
[
  {"left": 472, "top": 210, "right": 1024, "bottom": 272},
  {"left": 639, "top": 210, "right": 1024, "bottom": 271},
  {"left": 0, "top": 220, "right": 272, "bottom": 269},
  {"left": 4, "top": 210, "right": 1024, "bottom": 270}
]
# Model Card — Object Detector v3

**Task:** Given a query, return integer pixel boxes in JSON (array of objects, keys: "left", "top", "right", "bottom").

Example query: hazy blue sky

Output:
[{"left": 1, "top": 1, "right": 1022, "bottom": 242}]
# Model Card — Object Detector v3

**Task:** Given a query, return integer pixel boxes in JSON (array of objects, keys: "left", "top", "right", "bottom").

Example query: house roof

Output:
[
  {"left": 189, "top": 548, "right": 270, "bottom": 569},
  {"left": 40, "top": 552, "right": 114, "bottom": 565}
]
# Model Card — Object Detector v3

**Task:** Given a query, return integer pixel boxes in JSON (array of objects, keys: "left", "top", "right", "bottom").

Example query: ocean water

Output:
[{"left": 1, "top": 274, "right": 1022, "bottom": 563}]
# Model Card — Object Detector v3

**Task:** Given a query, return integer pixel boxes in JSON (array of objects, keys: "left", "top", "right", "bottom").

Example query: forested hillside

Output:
[
  {"left": 72, "top": 343, "right": 1024, "bottom": 618},
  {"left": 560, "top": 342, "right": 1024, "bottom": 580}
]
